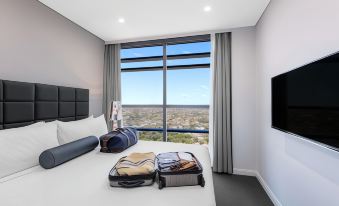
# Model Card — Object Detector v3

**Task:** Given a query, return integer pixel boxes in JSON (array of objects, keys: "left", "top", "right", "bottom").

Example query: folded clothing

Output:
[
  {"left": 157, "top": 152, "right": 179, "bottom": 170},
  {"left": 116, "top": 152, "right": 156, "bottom": 176},
  {"left": 157, "top": 152, "right": 198, "bottom": 172}
]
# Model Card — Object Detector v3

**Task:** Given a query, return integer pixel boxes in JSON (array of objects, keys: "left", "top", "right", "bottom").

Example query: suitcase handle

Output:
[{"left": 118, "top": 180, "right": 145, "bottom": 188}]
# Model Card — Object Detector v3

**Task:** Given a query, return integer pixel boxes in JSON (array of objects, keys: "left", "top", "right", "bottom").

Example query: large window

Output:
[{"left": 121, "top": 35, "right": 210, "bottom": 145}]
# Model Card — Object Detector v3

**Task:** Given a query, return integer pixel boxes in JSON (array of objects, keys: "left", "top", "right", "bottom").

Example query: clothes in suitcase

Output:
[
  {"left": 156, "top": 152, "right": 205, "bottom": 189},
  {"left": 109, "top": 152, "right": 156, "bottom": 188},
  {"left": 99, "top": 127, "right": 138, "bottom": 153}
]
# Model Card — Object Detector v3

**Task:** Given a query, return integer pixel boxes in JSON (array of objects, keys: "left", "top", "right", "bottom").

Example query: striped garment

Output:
[{"left": 116, "top": 152, "right": 156, "bottom": 176}]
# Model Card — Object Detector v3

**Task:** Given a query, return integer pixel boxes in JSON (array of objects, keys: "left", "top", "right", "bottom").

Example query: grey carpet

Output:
[{"left": 213, "top": 173, "right": 274, "bottom": 206}]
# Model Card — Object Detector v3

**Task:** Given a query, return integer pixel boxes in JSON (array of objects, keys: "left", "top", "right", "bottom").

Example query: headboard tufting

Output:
[{"left": 0, "top": 80, "right": 89, "bottom": 130}]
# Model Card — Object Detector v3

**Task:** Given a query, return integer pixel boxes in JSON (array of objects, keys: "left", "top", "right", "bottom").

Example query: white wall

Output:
[
  {"left": 231, "top": 27, "right": 258, "bottom": 173},
  {"left": 0, "top": 0, "right": 105, "bottom": 116},
  {"left": 256, "top": 0, "right": 339, "bottom": 205}
]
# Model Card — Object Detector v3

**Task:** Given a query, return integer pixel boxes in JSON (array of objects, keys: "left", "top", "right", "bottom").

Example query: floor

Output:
[{"left": 213, "top": 173, "right": 274, "bottom": 206}]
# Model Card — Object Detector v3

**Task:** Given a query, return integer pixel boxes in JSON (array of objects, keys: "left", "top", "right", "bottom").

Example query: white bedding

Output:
[{"left": 0, "top": 141, "right": 216, "bottom": 206}]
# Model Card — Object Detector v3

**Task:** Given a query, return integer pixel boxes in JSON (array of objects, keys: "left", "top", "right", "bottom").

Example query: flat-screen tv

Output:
[{"left": 272, "top": 52, "right": 339, "bottom": 151}]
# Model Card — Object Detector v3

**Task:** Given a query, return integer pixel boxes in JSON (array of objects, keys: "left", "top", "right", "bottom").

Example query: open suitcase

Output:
[
  {"left": 109, "top": 153, "right": 156, "bottom": 188},
  {"left": 156, "top": 152, "right": 205, "bottom": 189}
]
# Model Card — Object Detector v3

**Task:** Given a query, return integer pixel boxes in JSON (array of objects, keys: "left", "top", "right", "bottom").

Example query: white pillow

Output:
[
  {"left": 57, "top": 114, "right": 108, "bottom": 145},
  {"left": 74, "top": 115, "right": 94, "bottom": 121},
  {"left": 16, "top": 121, "right": 45, "bottom": 128},
  {"left": 0, "top": 123, "right": 59, "bottom": 178}
]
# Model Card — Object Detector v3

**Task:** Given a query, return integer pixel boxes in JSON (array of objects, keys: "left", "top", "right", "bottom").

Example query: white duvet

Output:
[{"left": 0, "top": 141, "right": 216, "bottom": 206}]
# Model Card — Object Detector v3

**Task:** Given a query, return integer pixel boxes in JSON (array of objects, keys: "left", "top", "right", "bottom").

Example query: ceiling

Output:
[{"left": 39, "top": 0, "right": 270, "bottom": 42}]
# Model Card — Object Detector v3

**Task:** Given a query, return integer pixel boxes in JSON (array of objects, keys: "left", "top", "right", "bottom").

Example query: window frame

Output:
[{"left": 121, "top": 35, "right": 211, "bottom": 142}]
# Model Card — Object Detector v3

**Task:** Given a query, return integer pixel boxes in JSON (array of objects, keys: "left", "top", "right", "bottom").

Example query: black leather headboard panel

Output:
[{"left": 0, "top": 80, "right": 89, "bottom": 130}]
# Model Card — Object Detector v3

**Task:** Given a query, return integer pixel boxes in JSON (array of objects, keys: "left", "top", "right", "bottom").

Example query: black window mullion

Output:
[
  {"left": 121, "top": 66, "right": 163, "bottom": 72},
  {"left": 121, "top": 52, "right": 210, "bottom": 63},
  {"left": 121, "top": 34, "right": 210, "bottom": 49},
  {"left": 121, "top": 64, "right": 210, "bottom": 73},
  {"left": 162, "top": 43, "right": 167, "bottom": 142},
  {"left": 167, "top": 64, "right": 210, "bottom": 70},
  {"left": 167, "top": 52, "right": 210, "bottom": 60},
  {"left": 121, "top": 55, "right": 163, "bottom": 63}
]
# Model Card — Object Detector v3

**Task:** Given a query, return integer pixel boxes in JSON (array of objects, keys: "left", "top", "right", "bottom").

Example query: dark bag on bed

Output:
[
  {"left": 99, "top": 127, "right": 138, "bottom": 153},
  {"left": 156, "top": 152, "right": 205, "bottom": 189}
]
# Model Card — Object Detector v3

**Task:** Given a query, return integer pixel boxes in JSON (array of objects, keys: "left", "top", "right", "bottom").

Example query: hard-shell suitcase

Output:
[
  {"left": 156, "top": 152, "right": 205, "bottom": 189},
  {"left": 99, "top": 127, "right": 138, "bottom": 153},
  {"left": 109, "top": 153, "right": 156, "bottom": 188}
]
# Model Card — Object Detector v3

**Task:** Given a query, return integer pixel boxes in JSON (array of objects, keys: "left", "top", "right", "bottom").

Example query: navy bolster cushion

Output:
[{"left": 39, "top": 136, "right": 99, "bottom": 169}]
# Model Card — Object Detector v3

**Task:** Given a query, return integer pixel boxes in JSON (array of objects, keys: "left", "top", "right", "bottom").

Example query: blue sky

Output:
[{"left": 121, "top": 42, "right": 211, "bottom": 105}]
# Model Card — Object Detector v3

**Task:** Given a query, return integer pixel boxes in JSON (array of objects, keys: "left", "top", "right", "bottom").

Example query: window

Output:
[{"left": 121, "top": 35, "right": 210, "bottom": 145}]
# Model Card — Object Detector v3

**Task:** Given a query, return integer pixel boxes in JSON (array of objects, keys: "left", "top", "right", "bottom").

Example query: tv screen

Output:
[{"left": 272, "top": 52, "right": 339, "bottom": 151}]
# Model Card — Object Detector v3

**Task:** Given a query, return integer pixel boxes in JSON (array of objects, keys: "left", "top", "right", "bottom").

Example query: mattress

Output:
[{"left": 0, "top": 140, "right": 216, "bottom": 206}]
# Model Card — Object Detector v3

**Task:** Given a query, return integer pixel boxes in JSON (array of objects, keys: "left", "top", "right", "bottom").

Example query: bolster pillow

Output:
[{"left": 39, "top": 136, "right": 99, "bottom": 169}]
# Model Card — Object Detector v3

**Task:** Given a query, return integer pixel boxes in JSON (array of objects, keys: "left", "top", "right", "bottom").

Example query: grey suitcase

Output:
[{"left": 156, "top": 152, "right": 205, "bottom": 189}]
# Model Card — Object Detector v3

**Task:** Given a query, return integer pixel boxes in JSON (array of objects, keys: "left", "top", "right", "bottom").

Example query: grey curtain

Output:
[
  {"left": 212, "top": 32, "right": 233, "bottom": 173},
  {"left": 103, "top": 44, "right": 121, "bottom": 131}
]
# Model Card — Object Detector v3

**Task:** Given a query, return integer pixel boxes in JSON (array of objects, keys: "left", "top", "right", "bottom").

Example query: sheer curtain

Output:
[
  {"left": 103, "top": 44, "right": 121, "bottom": 131},
  {"left": 212, "top": 32, "right": 233, "bottom": 173}
]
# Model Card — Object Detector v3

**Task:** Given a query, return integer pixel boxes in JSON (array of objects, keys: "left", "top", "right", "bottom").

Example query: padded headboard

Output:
[{"left": 0, "top": 80, "right": 89, "bottom": 130}]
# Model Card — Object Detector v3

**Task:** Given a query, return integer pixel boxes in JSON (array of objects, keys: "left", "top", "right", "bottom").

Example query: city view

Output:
[
  {"left": 122, "top": 107, "right": 209, "bottom": 145},
  {"left": 121, "top": 41, "right": 211, "bottom": 145}
]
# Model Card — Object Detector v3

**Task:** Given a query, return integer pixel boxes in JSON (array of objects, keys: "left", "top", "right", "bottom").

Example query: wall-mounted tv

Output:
[{"left": 272, "top": 52, "right": 339, "bottom": 151}]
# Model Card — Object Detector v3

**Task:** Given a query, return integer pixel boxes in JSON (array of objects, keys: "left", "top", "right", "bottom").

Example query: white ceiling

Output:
[{"left": 39, "top": 0, "right": 270, "bottom": 42}]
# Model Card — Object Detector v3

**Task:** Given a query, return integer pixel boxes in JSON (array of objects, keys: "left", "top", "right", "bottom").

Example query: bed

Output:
[
  {"left": 0, "top": 80, "right": 216, "bottom": 206},
  {"left": 0, "top": 141, "right": 215, "bottom": 206}
]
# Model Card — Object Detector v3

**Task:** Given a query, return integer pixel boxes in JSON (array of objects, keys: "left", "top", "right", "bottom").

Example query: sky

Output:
[{"left": 121, "top": 42, "right": 211, "bottom": 105}]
